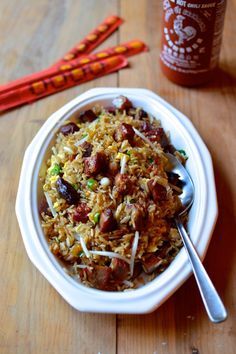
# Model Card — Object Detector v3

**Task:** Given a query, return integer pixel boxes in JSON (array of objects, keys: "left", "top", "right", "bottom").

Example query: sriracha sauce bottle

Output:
[{"left": 160, "top": 0, "right": 227, "bottom": 86}]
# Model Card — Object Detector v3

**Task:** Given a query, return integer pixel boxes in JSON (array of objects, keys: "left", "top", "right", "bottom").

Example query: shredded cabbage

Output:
[
  {"left": 63, "top": 146, "right": 74, "bottom": 154},
  {"left": 130, "top": 231, "right": 140, "bottom": 276},
  {"left": 89, "top": 250, "right": 130, "bottom": 264},
  {"left": 78, "top": 235, "right": 91, "bottom": 258},
  {"left": 133, "top": 127, "right": 160, "bottom": 154},
  {"left": 74, "top": 136, "right": 88, "bottom": 147},
  {"left": 44, "top": 192, "right": 57, "bottom": 218},
  {"left": 120, "top": 155, "right": 127, "bottom": 174}
]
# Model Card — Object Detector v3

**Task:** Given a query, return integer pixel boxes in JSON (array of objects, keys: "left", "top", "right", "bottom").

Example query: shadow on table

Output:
[
  {"left": 200, "top": 65, "right": 236, "bottom": 93},
  {"left": 204, "top": 158, "right": 236, "bottom": 290}
]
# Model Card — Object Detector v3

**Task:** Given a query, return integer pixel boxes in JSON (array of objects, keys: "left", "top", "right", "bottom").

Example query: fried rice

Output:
[{"left": 40, "top": 95, "right": 185, "bottom": 291}]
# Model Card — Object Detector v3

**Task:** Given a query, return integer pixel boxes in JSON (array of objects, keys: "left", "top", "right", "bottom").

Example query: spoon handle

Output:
[{"left": 176, "top": 217, "right": 227, "bottom": 323}]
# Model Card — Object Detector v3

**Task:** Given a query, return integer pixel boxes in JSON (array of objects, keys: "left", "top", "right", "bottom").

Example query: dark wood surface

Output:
[{"left": 0, "top": 1, "right": 235, "bottom": 353}]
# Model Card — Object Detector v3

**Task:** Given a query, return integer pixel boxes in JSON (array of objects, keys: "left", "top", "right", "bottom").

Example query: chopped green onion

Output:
[
  {"left": 178, "top": 149, "right": 188, "bottom": 159},
  {"left": 82, "top": 133, "right": 88, "bottom": 138},
  {"left": 132, "top": 159, "right": 138, "bottom": 164},
  {"left": 87, "top": 178, "right": 97, "bottom": 191},
  {"left": 148, "top": 157, "right": 154, "bottom": 164},
  {"left": 93, "top": 212, "right": 100, "bottom": 224},
  {"left": 72, "top": 184, "right": 79, "bottom": 191},
  {"left": 78, "top": 251, "right": 84, "bottom": 257},
  {"left": 50, "top": 164, "right": 62, "bottom": 176},
  {"left": 126, "top": 150, "right": 132, "bottom": 156}
]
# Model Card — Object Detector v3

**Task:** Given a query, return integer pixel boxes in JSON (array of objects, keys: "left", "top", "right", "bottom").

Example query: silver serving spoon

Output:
[{"left": 166, "top": 153, "right": 227, "bottom": 323}]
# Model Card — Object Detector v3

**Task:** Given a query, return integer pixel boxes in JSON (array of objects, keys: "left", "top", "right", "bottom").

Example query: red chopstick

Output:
[
  {"left": 0, "top": 40, "right": 147, "bottom": 97},
  {"left": 50, "top": 15, "right": 124, "bottom": 66},
  {"left": 0, "top": 15, "right": 124, "bottom": 93},
  {"left": 0, "top": 56, "right": 128, "bottom": 113},
  {"left": 0, "top": 14, "right": 149, "bottom": 113}
]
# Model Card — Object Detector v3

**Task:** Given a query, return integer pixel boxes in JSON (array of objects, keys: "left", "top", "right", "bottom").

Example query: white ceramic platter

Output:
[{"left": 16, "top": 88, "right": 217, "bottom": 313}]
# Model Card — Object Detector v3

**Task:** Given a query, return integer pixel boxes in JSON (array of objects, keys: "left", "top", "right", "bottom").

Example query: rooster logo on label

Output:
[{"left": 173, "top": 15, "right": 197, "bottom": 45}]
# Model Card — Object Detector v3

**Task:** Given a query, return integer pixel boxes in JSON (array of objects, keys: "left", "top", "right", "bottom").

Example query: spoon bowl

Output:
[
  {"left": 166, "top": 153, "right": 227, "bottom": 323},
  {"left": 165, "top": 152, "right": 194, "bottom": 214}
]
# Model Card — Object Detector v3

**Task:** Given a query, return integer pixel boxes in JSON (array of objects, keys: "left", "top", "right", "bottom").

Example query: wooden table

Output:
[{"left": 1, "top": 1, "right": 235, "bottom": 353}]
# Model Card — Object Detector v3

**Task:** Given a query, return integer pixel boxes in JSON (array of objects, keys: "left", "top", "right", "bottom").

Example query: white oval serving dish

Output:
[{"left": 16, "top": 88, "right": 217, "bottom": 313}]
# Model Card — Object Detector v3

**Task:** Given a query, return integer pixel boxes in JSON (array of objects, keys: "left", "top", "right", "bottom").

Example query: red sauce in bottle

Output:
[{"left": 160, "top": 0, "right": 227, "bottom": 86}]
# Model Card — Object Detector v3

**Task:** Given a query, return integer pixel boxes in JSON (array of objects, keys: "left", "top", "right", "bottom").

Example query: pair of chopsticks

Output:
[{"left": 0, "top": 15, "right": 148, "bottom": 113}]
